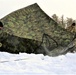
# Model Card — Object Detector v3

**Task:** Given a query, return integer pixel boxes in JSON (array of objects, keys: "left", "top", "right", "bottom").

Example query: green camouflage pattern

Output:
[
  {"left": 1, "top": 3, "right": 74, "bottom": 45},
  {"left": 0, "top": 3, "right": 75, "bottom": 56},
  {"left": 1, "top": 3, "right": 57, "bottom": 41}
]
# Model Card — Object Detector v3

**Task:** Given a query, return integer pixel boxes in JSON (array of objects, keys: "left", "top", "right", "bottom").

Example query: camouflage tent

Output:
[{"left": 0, "top": 3, "right": 75, "bottom": 56}]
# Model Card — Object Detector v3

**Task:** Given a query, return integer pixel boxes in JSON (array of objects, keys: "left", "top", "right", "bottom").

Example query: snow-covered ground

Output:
[{"left": 0, "top": 52, "right": 76, "bottom": 75}]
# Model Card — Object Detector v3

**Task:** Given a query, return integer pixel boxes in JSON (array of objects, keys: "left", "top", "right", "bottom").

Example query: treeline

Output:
[{"left": 51, "top": 14, "right": 76, "bottom": 28}]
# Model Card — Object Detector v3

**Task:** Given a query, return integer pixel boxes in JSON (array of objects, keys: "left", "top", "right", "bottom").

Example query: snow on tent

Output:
[{"left": 0, "top": 3, "right": 75, "bottom": 56}]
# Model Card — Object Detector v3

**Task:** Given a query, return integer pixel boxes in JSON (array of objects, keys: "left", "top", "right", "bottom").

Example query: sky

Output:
[{"left": 0, "top": 0, "right": 76, "bottom": 20}]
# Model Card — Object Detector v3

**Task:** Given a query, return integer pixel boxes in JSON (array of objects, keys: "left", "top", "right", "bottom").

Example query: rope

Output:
[{"left": 40, "top": 33, "right": 58, "bottom": 47}]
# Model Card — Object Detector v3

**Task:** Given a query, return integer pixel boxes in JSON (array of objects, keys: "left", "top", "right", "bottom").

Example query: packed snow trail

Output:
[{"left": 0, "top": 52, "right": 76, "bottom": 75}]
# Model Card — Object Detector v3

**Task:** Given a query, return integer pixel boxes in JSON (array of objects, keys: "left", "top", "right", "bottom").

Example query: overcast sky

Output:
[{"left": 0, "top": 0, "right": 76, "bottom": 19}]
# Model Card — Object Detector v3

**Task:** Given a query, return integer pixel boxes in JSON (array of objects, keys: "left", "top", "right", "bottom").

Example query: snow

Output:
[{"left": 0, "top": 52, "right": 76, "bottom": 75}]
